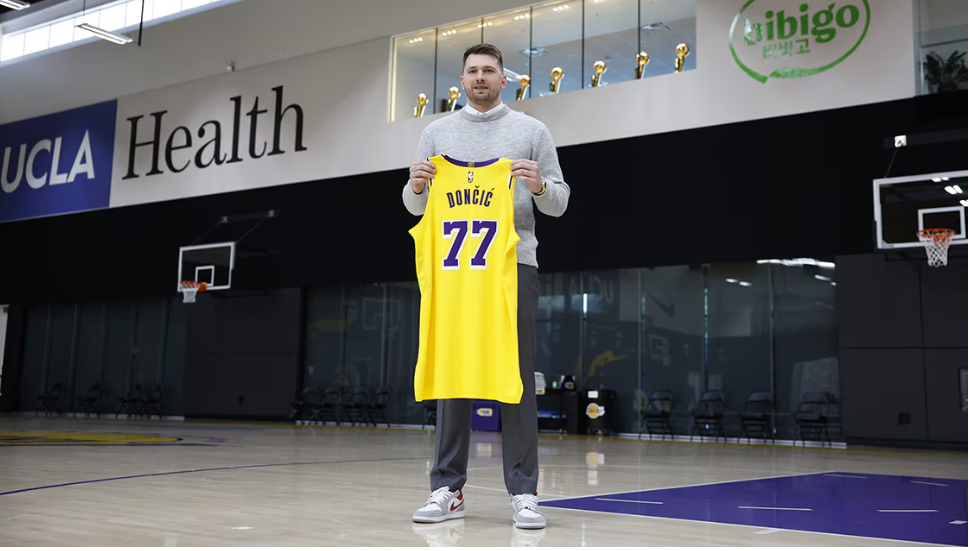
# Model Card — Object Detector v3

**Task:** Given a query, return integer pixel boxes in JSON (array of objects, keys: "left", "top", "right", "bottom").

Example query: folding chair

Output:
[
  {"left": 795, "top": 392, "right": 831, "bottom": 446},
  {"left": 690, "top": 390, "right": 726, "bottom": 442},
  {"left": 367, "top": 386, "right": 391, "bottom": 428},
  {"left": 141, "top": 384, "right": 164, "bottom": 419},
  {"left": 37, "top": 383, "right": 63, "bottom": 416},
  {"left": 118, "top": 384, "right": 144, "bottom": 418},
  {"left": 77, "top": 383, "right": 102, "bottom": 418},
  {"left": 639, "top": 390, "right": 674, "bottom": 441},
  {"left": 740, "top": 391, "right": 774, "bottom": 444}
]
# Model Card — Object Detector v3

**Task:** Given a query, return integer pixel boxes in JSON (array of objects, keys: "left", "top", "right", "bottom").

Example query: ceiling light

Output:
[
  {"left": 953, "top": 185, "right": 964, "bottom": 194},
  {"left": 726, "top": 278, "right": 738, "bottom": 283},
  {"left": 831, "top": 282, "right": 837, "bottom": 287},
  {"left": 961, "top": 199, "right": 969, "bottom": 208},
  {"left": 932, "top": 178, "right": 942, "bottom": 183},
  {"left": 76, "top": 22, "right": 133, "bottom": 45},
  {"left": 0, "top": 0, "right": 30, "bottom": 10},
  {"left": 945, "top": 186, "right": 957, "bottom": 195},
  {"left": 739, "top": 281, "right": 753, "bottom": 287},
  {"left": 942, "top": 177, "right": 950, "bottom": 181},
  {"left": 814, "top": 274, "right": 832, "bottom": 281}
]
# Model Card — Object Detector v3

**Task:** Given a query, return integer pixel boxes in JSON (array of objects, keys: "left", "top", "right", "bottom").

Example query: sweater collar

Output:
[{"left": 460, "top": 102, "right": 510, "bottom": 122}]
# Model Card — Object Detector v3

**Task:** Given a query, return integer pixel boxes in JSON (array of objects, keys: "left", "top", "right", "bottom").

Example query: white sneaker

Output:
[
  {"left": 511, "top": 493, "right": 546, "bottom": 529},
  {"left": 412, "top": 487, "right": 466, "bottom": 523}
]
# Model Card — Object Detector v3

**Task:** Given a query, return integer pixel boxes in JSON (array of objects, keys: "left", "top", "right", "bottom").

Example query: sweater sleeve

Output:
[
  {"left": 531, "top": 124, "right": 570, "bottom": 217},
  {"left": 402, "top": 128, "right": 435, "bottom": 216}
]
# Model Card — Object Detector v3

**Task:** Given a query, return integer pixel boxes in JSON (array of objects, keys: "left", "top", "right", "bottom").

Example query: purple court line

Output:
[{"left": 0, "top": 456, "right": 428, "bottom": 498}]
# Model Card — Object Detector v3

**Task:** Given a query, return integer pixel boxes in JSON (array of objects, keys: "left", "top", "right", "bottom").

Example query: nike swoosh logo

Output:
[
  {"left": 450, "top": 502, "right": 461, "bottom": 511},
  {"left": 648, "top": 293, "right": 675, "bottom": 317}
]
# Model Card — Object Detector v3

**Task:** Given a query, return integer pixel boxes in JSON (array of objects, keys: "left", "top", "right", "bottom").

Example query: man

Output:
[{"left": 402, "top": 43, "right": 570, "bottom": 530}]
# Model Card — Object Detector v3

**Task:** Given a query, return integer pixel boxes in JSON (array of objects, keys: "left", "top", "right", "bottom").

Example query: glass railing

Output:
[
  {"left": 915, "top": 0, "right": 968, "bottom": 95},
  {"left": 390, "top": 0, "right": 697, "bottom": 121}
]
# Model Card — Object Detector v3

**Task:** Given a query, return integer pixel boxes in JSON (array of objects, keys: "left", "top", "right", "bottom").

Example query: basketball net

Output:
[
  {"left": 179, "top": 281, "right": 207, "bottom": 303},
  {"left": 916, "top": 228, "right": 955, "bottom": 268}
]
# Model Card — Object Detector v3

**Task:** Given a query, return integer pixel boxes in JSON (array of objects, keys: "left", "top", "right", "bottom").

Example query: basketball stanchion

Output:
[
  {"left": 178, "top": 280, "right": 207, "bottom": 303},
  {"left": 916, "top": 228, "right": 955, "bottom": 267}
]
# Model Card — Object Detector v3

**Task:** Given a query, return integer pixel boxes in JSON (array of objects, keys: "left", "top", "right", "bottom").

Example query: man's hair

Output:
[{"left": 463, "top": 43, "right": 504, "bottom": 71}]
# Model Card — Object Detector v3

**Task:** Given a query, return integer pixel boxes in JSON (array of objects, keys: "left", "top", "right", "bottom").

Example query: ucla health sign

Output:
[{"left": 0, "top": 101, "right": 116, "bottom": 223}]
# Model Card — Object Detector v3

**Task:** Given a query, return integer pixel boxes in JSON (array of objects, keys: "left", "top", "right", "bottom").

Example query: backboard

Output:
[
  {"left": 873, "top": 170, "right": 968, "bottom": 250},
  {"left": 178, "top": 242, "right": 235, "bottom": 292}
]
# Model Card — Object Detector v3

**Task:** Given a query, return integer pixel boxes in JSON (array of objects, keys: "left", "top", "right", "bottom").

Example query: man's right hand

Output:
[{"left": 409, "top": 159, "right": 437, "bottom": 193}]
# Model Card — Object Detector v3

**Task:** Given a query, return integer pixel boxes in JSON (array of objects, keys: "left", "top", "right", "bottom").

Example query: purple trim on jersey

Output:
[
  {"left": 540, "top": 472, "right": 968, "bottom": 546},
  {"left": 442, "top": 155, "right": 500, "bottom": 167}
]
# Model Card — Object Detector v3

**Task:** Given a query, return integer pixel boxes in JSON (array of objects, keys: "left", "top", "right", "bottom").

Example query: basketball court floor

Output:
[{"left": 0, "top": 417, "right": 965, "bottom": 546}]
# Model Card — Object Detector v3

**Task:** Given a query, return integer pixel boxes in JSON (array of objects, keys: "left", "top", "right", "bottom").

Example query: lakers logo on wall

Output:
[
  {"left": 0, "top": 432, "right": 182, "bottom": 446},
  {"left": 586, "top": 403, "right": 606, "bottom": 419}
]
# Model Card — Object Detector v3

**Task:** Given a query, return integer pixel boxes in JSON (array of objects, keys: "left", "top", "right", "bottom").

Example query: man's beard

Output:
[{"left": 466, "top": 83, "right": 501, "bottom": 106}]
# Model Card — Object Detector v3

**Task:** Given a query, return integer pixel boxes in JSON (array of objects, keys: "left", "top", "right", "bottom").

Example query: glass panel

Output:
[
  {"left": 435, "top": 19, "right": 483, "bottom": 114},
  {"left": 581, "top": 269, "right": 640, "bottom": 432},
  {"left": 916, "top": 0, "right": 969, "bottom": 94},
  {"left": 1, "top": 33, "right": 25, "bottom": 61},
  {"left": 162, "top": 296, "right": 187, "bottom": 415},
  {"left": 305, "top": 286, "right": 345, "bottom": 392},
  {"left": 385, "top": 281, "right": 424, "bottom": 425},
  {"left": 531, "top": 0, "right": 583, "bottom": 97},
  {"left": 535, "top": 271, "right": 582, "bottom": 390},
  {"left": 705, "top": 263, "right": 771, "bottom": 437},
  {"left": 341, "top": 284, "right": 384, "bottom": 390},
  {"left": 639, "top": 0, "right": 697, "bottom": 77},
  {"left": 640, "top": 265, "right": 705, "bottom": 435},
  {"left": 132, "top": 298, "right": 164, "bottom": 399},
  {"left": 23, "top": 26, "right": 50, "bottom": 55},
  {"left": 102, "top": 301, "right": 135, "bottom": 413},
  {"left": 45, "top": 304, "right": 76, "bottom": 409},
  {"left": 483, "top": 8, "right": 533, "bottom": 105},
  {"left": 21, "top": 305, "right": 50, "bottom": 412},
  {"left": 771, "top": 260, "right": 839, "bottom": 439},
  {"left": 391, "top": 29, "right": 436, "bottom": 122},
  {"left": 583, "top": 0, "right": 639, "bottom": 88},
  {"left": 100, "top": 4, "right": 128, "bottom": 31},
  {"left": 75, "top": 303, "right": 106, "bottom": 413},
  {"left": 49, "top": 20, "right": 76, "bottom": 48}
]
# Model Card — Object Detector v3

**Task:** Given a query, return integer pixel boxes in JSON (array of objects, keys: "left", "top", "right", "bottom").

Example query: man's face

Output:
[{"left": 460, "top": 54, "right": 506, "bottom": 105}]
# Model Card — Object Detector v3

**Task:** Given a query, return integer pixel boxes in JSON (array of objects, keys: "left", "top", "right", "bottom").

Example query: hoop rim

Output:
[
  {"left": 916, "top": 228, "right": 956, "bottom": 236},
  {"left": 179, "top": 280, "right": 207, "bottom": 291}
]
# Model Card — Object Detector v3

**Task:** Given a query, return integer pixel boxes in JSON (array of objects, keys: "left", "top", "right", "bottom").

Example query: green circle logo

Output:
[{"left": 729, "top": 0, "right": 871, "bottom": 83}]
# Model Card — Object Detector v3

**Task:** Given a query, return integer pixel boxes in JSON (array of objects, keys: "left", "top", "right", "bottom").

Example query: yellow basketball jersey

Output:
[{"left": 409, "top": 155, "right": 523, "bottom": 404}]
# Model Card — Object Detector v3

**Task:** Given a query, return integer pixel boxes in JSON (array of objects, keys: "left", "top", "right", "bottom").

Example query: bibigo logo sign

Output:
[{"left": 729, "top": 0, "right": 871, "bottom": 83}]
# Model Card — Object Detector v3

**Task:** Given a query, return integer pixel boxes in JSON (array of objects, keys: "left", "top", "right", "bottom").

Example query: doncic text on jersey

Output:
[{"left": 121, "top": 85, "right": 307, "bottom": 180}]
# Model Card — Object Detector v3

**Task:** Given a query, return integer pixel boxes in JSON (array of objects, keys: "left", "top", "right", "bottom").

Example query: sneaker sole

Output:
[
  {"left": 513, "top": 519, "right": 546, "bottom": 530},
  {"left": 412, "top": 509, "right": 466, "bottom": 523}
]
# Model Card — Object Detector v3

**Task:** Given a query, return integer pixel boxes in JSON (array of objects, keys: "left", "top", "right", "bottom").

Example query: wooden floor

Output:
[{"left": 0, "top": 416, "right": 965, "bottom": 547}]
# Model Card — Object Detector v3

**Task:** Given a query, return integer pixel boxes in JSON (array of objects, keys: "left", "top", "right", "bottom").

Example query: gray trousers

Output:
[{"left": 430, "top": 263, "right": 540, "bottom": 496}]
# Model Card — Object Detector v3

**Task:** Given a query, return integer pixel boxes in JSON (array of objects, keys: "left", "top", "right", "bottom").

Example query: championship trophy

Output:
[
  {"left": 414, "top": 93, "right": 428, "bottom": 117},
  {"left": 446, "top": 86, "right": 461, "bottom": 111},
  {"left": 515, "top": 75, "right": 531, "bottom": 101},
  {"left": 635, "top": 51, "right": 650, "bottom": 79},
  {"left": 549, "top": 66, "right": 563, "bottom": 93},
  {"left": 674, "top": 43, "right": 689, "bottom": 73},
  {"left": 590, "top": 60, "right": 606, "bottom": 87}
]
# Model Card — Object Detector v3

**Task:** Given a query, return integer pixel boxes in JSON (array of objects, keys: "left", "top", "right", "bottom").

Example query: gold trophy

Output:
[
  {"left": 674, "top": 43, "right": 689, "bottom": 73},
  {"left": 414, "top": 93, "right": 428, "bottom": 117},
  {"left": 635, "top": 51, "right": 650, "bottom": 79},
  {"left": 549, "top": 66, "right": 563, "bottom": 93},
  {"left": 590, "top": 60, "right": 606, "bottom": 87},
  {"left": 446, "top": 86, "right": 460, "bottom": 111},
  {"left": 515, "top": 75, "right": 531, "bottom": 101}
]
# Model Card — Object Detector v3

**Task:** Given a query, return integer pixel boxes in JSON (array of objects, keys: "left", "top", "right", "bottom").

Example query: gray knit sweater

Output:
[{"left": 401, "top": 103, "right": 570, "bottom": 268}]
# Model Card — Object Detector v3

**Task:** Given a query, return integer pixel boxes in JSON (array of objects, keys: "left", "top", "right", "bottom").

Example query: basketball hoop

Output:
[
  {"left": 916, "top": 228, "right": 955, "bottom": 267},
  {"left": 179, "top": 280, "right": 207, "bottom": 303}
]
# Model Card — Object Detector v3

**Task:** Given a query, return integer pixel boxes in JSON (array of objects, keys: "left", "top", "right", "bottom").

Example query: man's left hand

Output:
[{"left": 511, "top": 159, "right": 544, "bottom": 194}]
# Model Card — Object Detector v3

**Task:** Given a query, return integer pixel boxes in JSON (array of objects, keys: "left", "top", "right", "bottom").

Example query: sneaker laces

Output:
[
  {"left": 426, "top": 486, "right": 454, "bottom": 506},
  {"left": 512, "top": 493, "right": 539, "bottom": 512}
]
